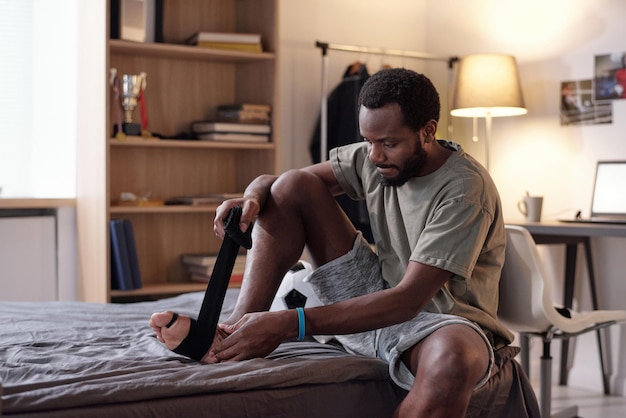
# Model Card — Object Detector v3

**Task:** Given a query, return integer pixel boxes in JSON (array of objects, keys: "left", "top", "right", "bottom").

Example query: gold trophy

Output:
[{"left": 110, "top": 68, "right": 148, "bottom": 138}]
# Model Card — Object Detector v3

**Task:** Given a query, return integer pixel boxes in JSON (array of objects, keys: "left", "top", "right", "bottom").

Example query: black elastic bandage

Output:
[{"left": 172, "top": 207, "right": 252, "bottom": 361}]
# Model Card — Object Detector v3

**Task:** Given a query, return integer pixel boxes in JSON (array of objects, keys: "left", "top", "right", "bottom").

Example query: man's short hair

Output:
[{"left": 358, "top": 68, "right": 440, "bottom": 131}]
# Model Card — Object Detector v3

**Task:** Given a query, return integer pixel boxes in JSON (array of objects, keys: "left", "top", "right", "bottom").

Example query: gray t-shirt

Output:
[{"left": 330, "top": 140, "right": 513, "bottom": 344}]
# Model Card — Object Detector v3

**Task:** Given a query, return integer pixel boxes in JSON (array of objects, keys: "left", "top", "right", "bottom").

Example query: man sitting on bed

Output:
[{"left": 150, "top": 68, "right": 514, "bottom": 418}]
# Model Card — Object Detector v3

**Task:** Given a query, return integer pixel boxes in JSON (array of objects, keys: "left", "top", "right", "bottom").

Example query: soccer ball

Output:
[{"left": 269, "top": 260, "right": 323, "bottom": 311}]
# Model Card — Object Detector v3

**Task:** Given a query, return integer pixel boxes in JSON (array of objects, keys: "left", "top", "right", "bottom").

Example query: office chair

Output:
[{"left": 499, "top": 225, "right": 626, "bottom": 418}]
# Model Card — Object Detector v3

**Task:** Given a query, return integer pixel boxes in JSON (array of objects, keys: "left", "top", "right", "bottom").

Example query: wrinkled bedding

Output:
[
  {"left": 0, "top": 290, "right": 539, "bottom": 417},
  {"left": 0, "top": 291, "right": 405, "bottom": 416}
]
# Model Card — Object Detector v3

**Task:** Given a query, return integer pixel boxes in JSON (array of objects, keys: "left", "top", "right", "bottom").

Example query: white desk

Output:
[{"left": 509, "top": 220, "right": 626, "bottom": 238}]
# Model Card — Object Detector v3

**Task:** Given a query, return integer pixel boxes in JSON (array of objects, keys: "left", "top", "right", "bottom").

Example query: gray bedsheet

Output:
[
  {"left": 0, "top": 291, "right": 401, "bottom": 416},
  {"left": 1, "top": 290, "right": 540, "bottom": 417}
]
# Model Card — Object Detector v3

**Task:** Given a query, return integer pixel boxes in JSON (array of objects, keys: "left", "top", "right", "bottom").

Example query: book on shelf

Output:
[
  {"left": 181, "top": 252, "right": 246, "bottom": 269},
  {"left": 123, "top": 219, "right": 143, "bottom": 290},
  {"left": 182, "top": 252, "right": 246, "bottom": 285},
  {"left": 189, "top": 273, "right": 211, "bottom": 283},
  {"left": 217, "top": 103, "right": 271, "bottom": 113},
  {"left": 191, "top": 121, "right": 271, "bottom": 135},
  {"left": 110, "top": 219, "right": 132, "bottom": 290},
  {"left": 196, "top": 41, "right": 262, "bottom": 53},
  {"left": 185, "top": 257, "right": 246, "bottom": 276},
  {"left": 217, "top": 109, "right": 270, "bottom": 125},
  {"left": 197, "top": 132, "right": 270, "bottom": 143},
  {"left": 110, "top": 0, "right": 164, "bottom": 43},
  {"left": 181, "top": 252, "right": 218, "bottom": 267},
  {"left": 165, "top": 193, "right": 243, "bottom": 206},
  {"left": 110, "top": 219, "right": 142, "bottom": 291},
  {"left": 190, "top": 273, "right": 244, "bottom": 286},
  {"left": 186, "top": 264, "right": 216, "bottom": 276},
  {"left": 186, "top": 31, "right": 262, "bottom": 45}
]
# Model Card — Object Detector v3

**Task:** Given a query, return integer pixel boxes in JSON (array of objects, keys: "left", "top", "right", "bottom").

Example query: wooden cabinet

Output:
[{"left": 106, "top": 0, "right": 278, "bottom": 302}]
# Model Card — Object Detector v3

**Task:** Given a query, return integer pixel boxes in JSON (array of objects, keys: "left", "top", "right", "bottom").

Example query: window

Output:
[{"left": 0, "top": 0, "right": 77, "bottom": 197}]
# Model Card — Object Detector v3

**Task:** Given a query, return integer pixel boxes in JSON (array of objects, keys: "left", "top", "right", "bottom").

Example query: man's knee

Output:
[
  {"left": 411, "top": 326, "right": 490, "bottom": 388},
  {"left": 270, "top": 169, "right": 329, "bottom": 204}
]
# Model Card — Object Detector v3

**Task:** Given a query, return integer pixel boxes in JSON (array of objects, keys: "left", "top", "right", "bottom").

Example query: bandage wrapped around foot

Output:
[{"left": 172, "top": 207, "right": 252, "bottom": 360}]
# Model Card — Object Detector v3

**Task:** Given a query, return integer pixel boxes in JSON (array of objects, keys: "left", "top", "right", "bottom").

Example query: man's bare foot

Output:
[{"left": 149, "top": 311, "right": 226, "bottom": 363}]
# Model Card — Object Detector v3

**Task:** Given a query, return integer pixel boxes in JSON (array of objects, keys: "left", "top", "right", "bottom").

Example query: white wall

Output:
[
  {"left": 278, "top": 0, "right": 626, "bottom": 395},
  {"left": 278, "top": 0, "right": 432, "bottom": 171},
  {"left": 425, "top": 0, "right": 626, "bottom": 222}
]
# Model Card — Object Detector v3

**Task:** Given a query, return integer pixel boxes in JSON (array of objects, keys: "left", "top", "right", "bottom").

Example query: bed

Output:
[{"left": 1, "top": 289, "right": 539, "bottom": 417}]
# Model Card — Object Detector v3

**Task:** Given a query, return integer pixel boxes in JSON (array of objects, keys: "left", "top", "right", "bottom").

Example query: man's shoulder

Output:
[
  {"left": 441, "top": 144, "right": 488, "bottom": 181},
  {"left": 331, "top": 142, "right": 371, "bottom": 172}
]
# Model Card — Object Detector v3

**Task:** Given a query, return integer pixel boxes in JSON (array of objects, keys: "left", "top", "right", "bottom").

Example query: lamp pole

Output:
[{"left": 484, "top": 111, "right": 492, "bottom": 172}]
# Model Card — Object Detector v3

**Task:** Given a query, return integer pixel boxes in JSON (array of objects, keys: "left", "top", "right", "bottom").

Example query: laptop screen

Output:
[{"left": 590, "top": 161, "right": 626, "bottom": 217}]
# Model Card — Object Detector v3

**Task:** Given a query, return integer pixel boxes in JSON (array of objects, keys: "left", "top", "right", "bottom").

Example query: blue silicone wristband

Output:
[{"left": 296, "top": 307, "right": 305, "bottom": 341}]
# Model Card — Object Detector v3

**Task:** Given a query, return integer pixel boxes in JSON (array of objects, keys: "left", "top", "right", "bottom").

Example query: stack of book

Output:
[
  {"left": 191, "top": 120, "right": 271, "bottom": 143},
  {"left": 110, "top": 219, "right": 143, "bottom": 291},
  {"left": 165, "top": 193, "right": 243, "bottom": 206},
  {"left": 216, "top": 103, "right": 271, "bottom": 125},
  {"left": 186, "top": 31, "right": 262, "bottom": 53},
  {"left": 180, "top": 252, "right": 246, "bottom": 286}
]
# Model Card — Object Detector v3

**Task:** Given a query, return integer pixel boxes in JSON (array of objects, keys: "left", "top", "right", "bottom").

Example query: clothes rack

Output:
[{"left": 315, "top": 41, "right": 458, "bottom": 162}]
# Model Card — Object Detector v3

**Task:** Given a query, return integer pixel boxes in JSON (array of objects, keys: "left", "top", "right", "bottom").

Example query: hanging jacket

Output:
[{"left": 310, "top": 63, "right": 373, "bottom": 242}]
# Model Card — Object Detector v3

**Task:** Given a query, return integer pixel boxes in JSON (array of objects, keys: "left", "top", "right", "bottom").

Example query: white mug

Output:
[{"left": 517, "top": 196, "right": 543, "bottom": 222}]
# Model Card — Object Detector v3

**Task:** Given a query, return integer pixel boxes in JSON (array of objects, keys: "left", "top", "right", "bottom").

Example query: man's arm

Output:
[
  {"left": 305, "top": 261, "right": 451, "bottom": 335},
  {"left": 212, "top": 260, "right": 452, "bottom": 361}
]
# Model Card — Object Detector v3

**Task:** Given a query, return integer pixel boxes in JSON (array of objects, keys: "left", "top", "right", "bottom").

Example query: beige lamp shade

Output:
[{"left": 450, "top": 53, "right": 527, "bottom": 117}]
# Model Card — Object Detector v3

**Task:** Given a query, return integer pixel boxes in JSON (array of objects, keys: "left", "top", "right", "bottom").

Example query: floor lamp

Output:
[{"left": 450, "top": 54, "right": 527, "bottom": 171}]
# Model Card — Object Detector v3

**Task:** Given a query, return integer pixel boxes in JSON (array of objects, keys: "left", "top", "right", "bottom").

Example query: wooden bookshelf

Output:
[
  {"left": 109, "top": 136, "right": 275, "bottom": 150},
  {"left": 109, "top": 39, "right": 276, "bottom": 62},
  {"left": 89, "top": 0, "right": 279, "bottom": 303},
  {"left": 110, "top": 282, "right": 207, "bottom": 302}
]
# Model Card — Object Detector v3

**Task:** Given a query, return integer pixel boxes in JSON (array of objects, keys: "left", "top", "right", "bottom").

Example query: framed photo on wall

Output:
[
  {"left": 560, "top": 79, "right": 612, "bottom": 126},
  {"left": 594, "top": 53, "right": 626, "bottom": 100}
]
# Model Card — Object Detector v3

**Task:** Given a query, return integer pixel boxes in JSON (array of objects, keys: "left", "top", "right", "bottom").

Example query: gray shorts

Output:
[{"left": 306, "top": 232, "right": 494, "bottom": 391}]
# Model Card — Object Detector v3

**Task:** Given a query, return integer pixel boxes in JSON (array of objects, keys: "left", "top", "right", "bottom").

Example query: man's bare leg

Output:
[
  {"left": 393, "top": 324, "right": 491, "bottom": 418},
  {"left": 227, "top": 169, "right": 358, "bottom": 322},
  {"left": 151, "top": 169, "right": 357, "bottom": 359}
]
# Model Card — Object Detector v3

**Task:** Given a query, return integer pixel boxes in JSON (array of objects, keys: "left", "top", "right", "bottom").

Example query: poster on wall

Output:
[
  {"left": 560, "top": 79, "right": 612, "bottom": 126},
  {"left": 594, "top": 53, "right": 626, "bottom": 100}
]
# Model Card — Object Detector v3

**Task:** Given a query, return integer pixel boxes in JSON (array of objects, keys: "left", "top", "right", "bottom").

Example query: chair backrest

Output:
[{"left": 499, "top": 225, "right": 561, "bottom": 333}]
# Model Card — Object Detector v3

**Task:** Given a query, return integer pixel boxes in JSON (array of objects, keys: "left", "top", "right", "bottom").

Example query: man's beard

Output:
[{"left": 378, "top": 147, "right": 427, "bottom": 187}]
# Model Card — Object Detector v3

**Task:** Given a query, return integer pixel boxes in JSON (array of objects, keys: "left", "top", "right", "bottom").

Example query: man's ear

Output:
[{"left": 423, "top": 120, "right": 438, "bottom": 140}]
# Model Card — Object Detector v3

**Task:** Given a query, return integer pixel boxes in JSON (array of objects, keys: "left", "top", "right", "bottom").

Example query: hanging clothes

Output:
[
  {"left": 310, "top": 63, "right": 374, "bottom": 242},
  {"left": 310, "top": 62, "right": 369, "bottom": 162}
]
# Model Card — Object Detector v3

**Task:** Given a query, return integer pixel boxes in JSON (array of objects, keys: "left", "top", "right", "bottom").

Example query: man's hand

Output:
[
  {"left": 209, "top": 310, "right": 293, "bottom": 362},
  {"left": 214, "top": 197, "right": 260, "bottom": 239}
]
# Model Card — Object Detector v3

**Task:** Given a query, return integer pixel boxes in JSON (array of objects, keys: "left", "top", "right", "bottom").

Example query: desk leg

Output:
[
  {"left": 583, "top": 237, "right": 611, "bottom": 395},
  {"left": 559, "top": 239, "right": 610, "bottom": 395},
  {"left": 559, "top": 243, "right": 577, "bottom": 387}
]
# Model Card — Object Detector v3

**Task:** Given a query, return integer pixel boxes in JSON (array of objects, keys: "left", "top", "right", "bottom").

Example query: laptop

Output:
[{"left": 559, "top": 160, "right": 626, "bottom": 224}]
